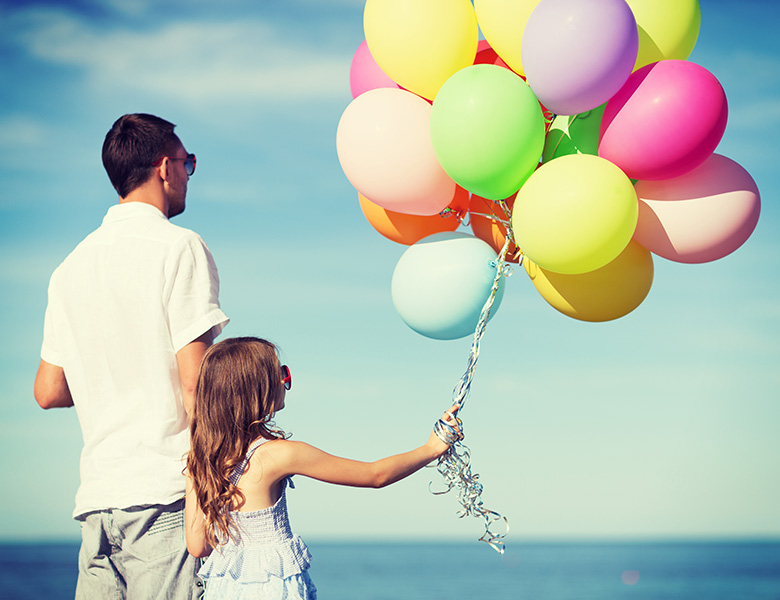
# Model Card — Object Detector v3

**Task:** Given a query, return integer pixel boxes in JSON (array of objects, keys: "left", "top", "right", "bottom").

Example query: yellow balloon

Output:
[
  {"left": 473, "top": 0, "right": 541, "bottom": 76},
  {"left": 524, "top": 239, "right": 654, "bottom": 322},
  {"left": 626, "top": 0, "right": 701, "bottom": 70},
  {"left": 364, "top": 0, "right": 478, "bottom": 101},
  {"left": 511, "top": 154, "right": 638, "bottom": 274}
]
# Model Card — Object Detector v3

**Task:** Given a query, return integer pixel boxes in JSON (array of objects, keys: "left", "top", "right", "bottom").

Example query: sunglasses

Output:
[
  {"left": 281, "top": 365, "right": 292, "bottom": 390},
  {"left": 152, "top": 153, "right": 197, "bottom": 176}
]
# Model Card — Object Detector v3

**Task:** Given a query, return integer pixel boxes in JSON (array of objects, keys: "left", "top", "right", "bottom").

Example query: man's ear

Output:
[{"left": 158, "top": 157, "right": 172, "bottom": 183}]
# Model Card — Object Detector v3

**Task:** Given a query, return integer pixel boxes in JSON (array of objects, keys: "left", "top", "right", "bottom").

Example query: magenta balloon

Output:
[
  {"left": 634, "top": 154, "right": 760, "bottom": 263},
  {"left": 599, "top": 60, "right": 728, "bottom": 181},
  {"left": 521, "top": 0, "right": 638, "bottom": 116},
  {"left": 349, "top": 40, "right": 401, "bottom": 98}
]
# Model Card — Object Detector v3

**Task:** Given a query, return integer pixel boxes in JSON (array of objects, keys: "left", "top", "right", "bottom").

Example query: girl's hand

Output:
[{"left": 427, "top": 404, "right": 463, "bottom": 456}]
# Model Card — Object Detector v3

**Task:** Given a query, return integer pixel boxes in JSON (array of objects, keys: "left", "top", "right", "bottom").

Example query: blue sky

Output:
[{"left": 0, "top": 0, "right": 778, "bottom": 545}]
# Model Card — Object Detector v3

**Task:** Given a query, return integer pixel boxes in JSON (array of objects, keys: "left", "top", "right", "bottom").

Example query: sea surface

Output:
[{"left": 1, "top": 540, "right": 779, "bottom": 599}]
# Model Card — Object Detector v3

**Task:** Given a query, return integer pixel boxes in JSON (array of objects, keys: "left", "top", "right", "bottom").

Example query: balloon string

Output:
[
  {"left": 468, "top": 207, "right": 511, "bottom": 229},
  {"left": 545, "top": 112, "right": 568, "bottom": 160},
  {"left": 544, "top": 109, "right": 595, "bottom": 160},
  {"left": 439, "top": 206, "right": 468, "bottom": 225},
  {"left": 432, "top": 210, "right": 514, "bottom": 553},
  {"left": 451, "top": 222, "right": 512, "bottom": 413}
]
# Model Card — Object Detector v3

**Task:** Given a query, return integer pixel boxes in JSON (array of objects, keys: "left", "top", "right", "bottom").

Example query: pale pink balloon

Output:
[
  {"left": 633, "top": 154, "right": 760, "bottom": 263},
  {"left": 349, "top": 40, "right": 401, "bottom": 98},
  {"left": 599, "top": 60, "right": 728, "bottom": 181},
  {"left": 336, "top": 87, "right": 456, "bottom": 216}
]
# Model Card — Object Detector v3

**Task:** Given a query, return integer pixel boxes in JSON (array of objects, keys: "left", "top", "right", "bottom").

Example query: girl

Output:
[{"left": 185, "top": 337, "right": 462, "bottom": 599}]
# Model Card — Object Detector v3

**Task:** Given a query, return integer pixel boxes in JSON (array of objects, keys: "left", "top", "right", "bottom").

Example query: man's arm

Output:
[
  {"left": 34, "top": 360, "right": 74, "bottom": 409},
  {"left": 184, "top": 472, "right": 212, "bottom": 558},
  {"left": 176, "top": 329, "right": 214, "bottom": 419}
]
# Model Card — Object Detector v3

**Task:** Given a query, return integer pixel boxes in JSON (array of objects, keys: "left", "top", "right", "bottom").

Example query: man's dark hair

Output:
[{"left": 102, "top": 113, "right": 181, "bottom": 198}]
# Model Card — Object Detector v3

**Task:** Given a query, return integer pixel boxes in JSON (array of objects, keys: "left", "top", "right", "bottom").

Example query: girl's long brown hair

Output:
[{"left": 187, "top": 337, "right": 288, "bottom": 548}]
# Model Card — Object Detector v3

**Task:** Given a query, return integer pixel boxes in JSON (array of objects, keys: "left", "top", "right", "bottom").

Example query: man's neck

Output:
[{"left": 119, "top": 182, "right": 168, "bottom": 217}]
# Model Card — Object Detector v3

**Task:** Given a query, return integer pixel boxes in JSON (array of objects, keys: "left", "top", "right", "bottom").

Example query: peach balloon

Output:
[
  {"left": 359, "top": 187, "right": 468, "bottom": 245},
  {"left": 633, "top": 154, "right": 760, "bottom": 263},
  {"left": 336, "top": 87, "right": 456, "bottom": 216}
]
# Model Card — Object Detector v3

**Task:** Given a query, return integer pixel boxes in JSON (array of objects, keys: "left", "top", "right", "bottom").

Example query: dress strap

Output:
[{"left": 229, "top": 437, "right": 270, "bottom": 486}]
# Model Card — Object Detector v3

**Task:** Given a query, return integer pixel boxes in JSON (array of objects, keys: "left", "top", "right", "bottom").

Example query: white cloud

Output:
[
  {"left": 716, "top": 50, "right": 780, "bottom": 89},
  {"left": 10, "top": 7, "right": 352, "bottom": 107},
  {"left": 0, "top": 115, "right": 47, "bottom": 149},
  {"left": 728, "top": 99, "right": 780, "bottom": 130}
]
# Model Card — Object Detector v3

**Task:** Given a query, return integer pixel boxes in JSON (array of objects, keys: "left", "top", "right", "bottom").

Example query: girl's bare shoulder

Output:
[
  {"left": 250, "top": 437, "right": 307, "bottom": 467},
  {"left": 255, "top": 438, "right": 325, "bottom": 471},
  {"left": 257, "top": 438, "right": 313, "bottom": 457}
]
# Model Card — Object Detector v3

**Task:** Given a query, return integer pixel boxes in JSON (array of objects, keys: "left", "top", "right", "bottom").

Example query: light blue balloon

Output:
[{"left": 391, "top": 232, "right": 505, "bottom": 340}]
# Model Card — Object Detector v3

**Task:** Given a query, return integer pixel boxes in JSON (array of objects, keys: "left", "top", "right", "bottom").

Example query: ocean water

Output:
[{"left": 1, "top": 540, "right": 779, "bottom": 599}]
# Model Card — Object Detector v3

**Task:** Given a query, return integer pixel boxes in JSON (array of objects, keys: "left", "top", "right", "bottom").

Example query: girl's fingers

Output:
[
  {"left": 443, "top": 403, "right": 461, "bottom": 421},
  {"left": 432, "top": 404, "right": 464, "bottom": 446},
  {"left": 441, "top": 410, "right": 463, "bottom": 439}
]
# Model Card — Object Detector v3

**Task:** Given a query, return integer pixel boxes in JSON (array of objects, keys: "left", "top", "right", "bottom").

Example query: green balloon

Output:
[
  {"left": 542, "top": 103, "right": 606, "bottom": 163},
  {"left": 430, "top": 64, "right": 545, "bottom": 200}
]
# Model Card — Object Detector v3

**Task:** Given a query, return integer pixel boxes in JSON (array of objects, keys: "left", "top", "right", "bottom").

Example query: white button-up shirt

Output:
[{"left": 41, "top": 202, "right": 229, "bottom": 518}]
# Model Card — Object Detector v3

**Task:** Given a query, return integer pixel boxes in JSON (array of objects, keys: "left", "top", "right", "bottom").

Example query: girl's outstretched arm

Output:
[
  {"left": 184, "top": 474, "right": 212, "bottom": 558},
  {"left": 270, "top": 408, "right": 461, "bottom": 489}
]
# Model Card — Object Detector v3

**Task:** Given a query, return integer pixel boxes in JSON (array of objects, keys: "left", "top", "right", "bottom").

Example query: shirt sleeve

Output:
[{"left": 165, "top": 233, "right": 230, "bottom": 353}]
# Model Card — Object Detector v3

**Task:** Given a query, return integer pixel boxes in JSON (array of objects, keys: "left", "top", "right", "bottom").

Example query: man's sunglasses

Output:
[
  {"left": 152, "top": 153, "right": 196, "bottom": 176},
  {"left": 281, "top": 365, "right": 292, "bottom": 391}
]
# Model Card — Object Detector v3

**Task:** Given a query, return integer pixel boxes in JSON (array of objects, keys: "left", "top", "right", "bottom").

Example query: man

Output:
[{"left": 34, "top": 113, "right": 229, "bottom": 599}]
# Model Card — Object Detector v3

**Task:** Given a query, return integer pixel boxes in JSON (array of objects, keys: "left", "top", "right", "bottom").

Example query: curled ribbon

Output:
[{"left": 430, "top": 204, "right": 513, "bottom": 553}]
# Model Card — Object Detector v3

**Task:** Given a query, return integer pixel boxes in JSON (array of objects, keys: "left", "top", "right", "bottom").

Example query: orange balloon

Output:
[
  {"left": 468, "top": 194, "right": 521, "bottom": 262},
  {"left": 359, "top": 186, "right": 468, "bottom": 245}
]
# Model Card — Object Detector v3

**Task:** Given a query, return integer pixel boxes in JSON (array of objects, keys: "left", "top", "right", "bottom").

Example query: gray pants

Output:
[{"left": 75, "top": 499, "right": 203, "bottom": 600}]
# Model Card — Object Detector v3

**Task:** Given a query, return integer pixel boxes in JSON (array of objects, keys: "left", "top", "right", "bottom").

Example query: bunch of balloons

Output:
[{"left": 337, "top": 0, "right": 761, "bottom": 339}]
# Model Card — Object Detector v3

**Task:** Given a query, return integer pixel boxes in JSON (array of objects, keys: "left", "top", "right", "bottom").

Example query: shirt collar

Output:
[{"left": 103, "top": 202, "right": 168, "bottom": 224}]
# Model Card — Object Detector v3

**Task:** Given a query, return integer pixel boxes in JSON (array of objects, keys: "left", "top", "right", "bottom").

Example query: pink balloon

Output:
[
  {"left": 599, "top": 60, "right": 728, "bottom": 181},
  {"left": 521, "top": 0, "right": 638, "bottom": 116},
  {"left": 634, "top": 154, "right": 760, "bottom": 263},
  {"left": 336, "top": 88, "right": 456, "bottom": 216},
  {"left": 349, "top": 40, "right": 401, "bottom": 98}
]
